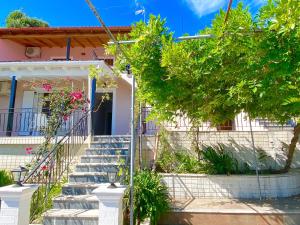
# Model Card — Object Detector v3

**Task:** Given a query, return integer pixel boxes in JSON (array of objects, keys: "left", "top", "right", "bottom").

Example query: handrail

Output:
[
  {"left": 22, "top": 110, "right": 90, "bottom": 184},
  {"left": 22, "top": 110, "right": 90, "bottom": 223}
]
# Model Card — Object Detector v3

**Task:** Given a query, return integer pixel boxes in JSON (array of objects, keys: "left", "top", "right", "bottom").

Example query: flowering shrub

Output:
[{"left": 25, "top": 79, "right": 89, "bottom": 168}]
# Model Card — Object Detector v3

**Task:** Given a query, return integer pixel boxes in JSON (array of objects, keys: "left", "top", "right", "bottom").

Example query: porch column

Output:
[
  {"left": 88, "top": 77, "right": 96, "bottom": 137},
  {"left": 66, "top": 37, "right": 71, "bottom": 60},
  {"left": 6, "top": 75, "right": 17, "bottom": 136},
  {"left": 91, "top": 78, "right": 96, "bottom": 136},
  {"left": 91, "top": 78, "right": 96, "bottom": 110}
]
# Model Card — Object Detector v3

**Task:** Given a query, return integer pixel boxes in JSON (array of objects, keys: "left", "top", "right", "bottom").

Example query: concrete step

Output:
[
  {"left": 81, "top": 155, "right": 127, "bottom": 163},
  {"left": 75, "top": 163, "right": 119, "bottom": 173},
  {"left": 62, "top": 183, "right": 101, "bottom": 195},
  {"left": 43, "top": 209, "right": 98, "bottom": 225},
  {"left": 69, "top": 172, "right": 108, "bottom": 183},
  {"left": 85, "top": 147, "right": 128, "bottom": 155},
  {"left": 93, "top": 135, "right": 130, "bottom": 142},
  {"left": 159, "top": 197, "right": 300, "bottom": 225},
  {"left": 53, "top": 195, "right": 98, "bottom": 209},
  {"left": 90, "top": 141, "right": 130, "bottom": 148}
]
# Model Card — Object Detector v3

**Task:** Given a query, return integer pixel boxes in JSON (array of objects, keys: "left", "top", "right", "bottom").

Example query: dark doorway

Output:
[{"left": 92, "top": 93, "right": 113, "bottom": 135}]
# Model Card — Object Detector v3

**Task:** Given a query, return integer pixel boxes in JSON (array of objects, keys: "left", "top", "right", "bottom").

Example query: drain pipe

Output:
[{"left": 249, "top": 117, "right": 262, "bottom": 200}]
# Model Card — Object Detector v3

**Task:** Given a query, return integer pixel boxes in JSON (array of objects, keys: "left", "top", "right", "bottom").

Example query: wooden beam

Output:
[
  {"left": 85, "top": 38, "right": 96, "bottom": 48},
  {"left": 97, "top": 37, "right": 105, "bottom": 45},
  {"left": 44, "top": 38, "right": 63, "bottom": 48},
  {"left": 12, "top": 39, "right": 32, "bottom": 46},
  {"left": 73, "top": 38, "right": 85, "bottom": 47},
  {"left": 31, "top": 38, "right": 51, "bottom": 47}
]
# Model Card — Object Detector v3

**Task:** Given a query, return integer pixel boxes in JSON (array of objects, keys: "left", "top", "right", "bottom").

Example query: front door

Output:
[{"left": 92, "top": 93, "right": 113, "bottom": 135}]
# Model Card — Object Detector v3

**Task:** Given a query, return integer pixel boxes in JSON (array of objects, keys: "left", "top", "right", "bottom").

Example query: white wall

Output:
[
  {"left": 142, "top": 130, "right": 300, "bottom": 170},
  {"left": 114, "top": 78, "right": 131, "bottom": 135},
  {"left": 162, "top": 172, "right": 300, "bottom": 199}
]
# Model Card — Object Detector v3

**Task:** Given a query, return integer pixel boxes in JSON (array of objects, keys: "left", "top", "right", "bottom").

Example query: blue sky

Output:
[{"left": 0, "top": 0, "right": 266, "bottom": 36}]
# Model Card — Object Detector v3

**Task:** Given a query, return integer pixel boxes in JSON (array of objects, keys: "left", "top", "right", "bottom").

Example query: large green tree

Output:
[
  {"left": 233, "top": 0, "right": 300, "bottom": 171},
  {"left": 6, "top": 10, "right": 49, "bottom": 28},
  {"left": 108, "top": 0, "right": 300, "bottom": 171}
]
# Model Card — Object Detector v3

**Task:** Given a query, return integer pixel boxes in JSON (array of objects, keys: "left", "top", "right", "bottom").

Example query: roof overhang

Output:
[
  {"left": 0, "top": 60, "right": 114, "bottom": 79},
  {"left": 0, "top": 26, "right": 131, "bottom": 48}
]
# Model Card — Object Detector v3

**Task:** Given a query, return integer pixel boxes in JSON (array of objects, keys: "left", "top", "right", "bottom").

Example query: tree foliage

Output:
[
  {"left": 6, "top": 10, "right": 49, "bottom": 28},
  {"left": 107, "top": 0, "right": 300, "bottom": 170}
]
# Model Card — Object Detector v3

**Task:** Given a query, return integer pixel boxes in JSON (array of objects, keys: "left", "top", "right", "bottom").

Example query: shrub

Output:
[
  {"left": 201, "top": 144, "right": 239, "bottom": 175},
  {"left": 156, "top": 150, "right": 205, "bottom": 174},
  {"left": 124, "top": 170, "right": 170, "bottom": 225},
  {"left": 0, "top": 170, "right": 13, "bottom": 187}
]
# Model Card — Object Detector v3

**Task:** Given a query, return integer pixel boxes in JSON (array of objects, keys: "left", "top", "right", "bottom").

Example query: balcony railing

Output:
[
  {"left": 0, "top": 108, "right": 85, "bottom": 137},
  {"left": 140, "top": 107, "right": 295, "bottom": 134}
]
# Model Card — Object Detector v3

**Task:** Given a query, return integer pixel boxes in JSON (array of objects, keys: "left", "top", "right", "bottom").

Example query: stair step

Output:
[
  {"left": 85, "top": 148, "right": 128, "bottom": 155},
  {"left": 81, "top": 155, "right": 127, "bottom": 163},
  {"left": 43, "top": 209, "right": 98, "bottom": 225},
  {"left": 62, "top": 183, "right": 102, "bottom": 195},
  {"left": 75, "top": 163, "right": 119, "bottom": 172},
  {"left": 69, "top": 172, "right": 108, "bottom": 183},
  {"left": 43, "top": 135, "right": 131, "bottom": 224},
  {"left": 90, "top": 141, "right": 130, "bottom": 148},
  {"left": 93, "top": 135, "right": 130, "bottom": 142},
  {"left": 53, "top": 195, "right": 99, "bottom": 209}
]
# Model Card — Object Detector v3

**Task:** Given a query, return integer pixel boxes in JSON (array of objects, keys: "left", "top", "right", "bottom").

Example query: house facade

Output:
[{"left": 0, "top": 26, "right": 132, "bottom": 169}]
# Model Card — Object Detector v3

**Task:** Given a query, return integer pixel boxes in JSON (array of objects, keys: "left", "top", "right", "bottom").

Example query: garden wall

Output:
[
  {"left": 142, "top": 130, "right": 300, "bottom": 170},
  {"left": 161, "top": 171, "right": 300, "bottom": 199}
]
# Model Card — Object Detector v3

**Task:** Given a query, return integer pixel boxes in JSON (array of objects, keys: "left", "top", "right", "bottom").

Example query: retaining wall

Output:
[{"left": 162, "top": 171, "right": 300, "bottom": 199}]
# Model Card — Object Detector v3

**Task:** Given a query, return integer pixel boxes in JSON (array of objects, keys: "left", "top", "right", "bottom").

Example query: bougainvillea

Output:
[{"left": 24, "top": 78, "right": 89, "bottom": 168}]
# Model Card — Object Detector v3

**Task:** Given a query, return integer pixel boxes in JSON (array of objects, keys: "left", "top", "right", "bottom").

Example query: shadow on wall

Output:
[{"left": 166, "top": 131, "right": 300, "bottom": 171}]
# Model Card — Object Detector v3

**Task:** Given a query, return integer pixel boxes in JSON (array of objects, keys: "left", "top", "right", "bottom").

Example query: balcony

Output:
[{"left": 0, "top": 108, "right": 84, "bottom": 137}]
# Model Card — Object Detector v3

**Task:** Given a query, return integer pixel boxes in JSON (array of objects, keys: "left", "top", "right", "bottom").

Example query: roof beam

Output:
[
  {"left": 0, "top": 33, "right": 111, "bottom": 39},
  {"left": 31, "top": 38, "right": 52, "bottom": 47},
  {"left": 86, "top": 38, "right": 96, "bottom": 48},
  {"left": 72, "top": 37, "right": 85, "bottom": 48},
  {"left": 97, "top": 37, "right": 105, "bottom": 45},
  {"left": 44, "top": 38, "right": 63, "bottom": 48}
]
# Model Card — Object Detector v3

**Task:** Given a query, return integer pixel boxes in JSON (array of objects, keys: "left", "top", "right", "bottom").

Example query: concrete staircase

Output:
[{"left": 43, "top": 135, "right": 130, "bottom": 225}]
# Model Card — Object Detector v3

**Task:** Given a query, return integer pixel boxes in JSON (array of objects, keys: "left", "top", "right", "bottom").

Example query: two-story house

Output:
[{"left": 0, "top": 26, "right": 132, "bottom": 169}]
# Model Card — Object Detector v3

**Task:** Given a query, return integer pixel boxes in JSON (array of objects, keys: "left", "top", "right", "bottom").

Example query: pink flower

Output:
[
  {"left": 63, "top": 115, "right": 69, "bottom": 121},
  {"left": 70, "top": 91, "right": 83, "bottom": 101},
  {"left": 25, "top": 147, "right": 33, "bottom": 154},
  {"left": 42, "top": 83, "right": 52, "bottom": 92},
  {"left": 41, "top": 165, "right": 48, "bottom": 171}
]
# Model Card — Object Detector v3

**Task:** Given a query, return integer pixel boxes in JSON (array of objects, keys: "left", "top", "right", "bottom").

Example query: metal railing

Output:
[
  {"left": 22, "top": 111, "right": 89, "bottom": 223},
  {"left": 0, "top": 108, "right": 85, "bottom": 137},
  {"left": 141, "top": 107, "right": 295, "bottom": 134}
]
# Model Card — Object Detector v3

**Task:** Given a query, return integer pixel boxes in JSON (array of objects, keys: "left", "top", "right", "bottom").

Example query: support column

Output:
[
  {"left": 0, "top": 184, "right": 38, "bottom": 225},
  {"left": 91, "top": 78, "right": 96, "bottom": 110},
  {"left": 93, "top": 185, "right": 126, "bottom": 225},
  {"left": 88, "top": 77, "right": 96, "bottom": 138},
  {"left": 66, "top": 37, "right": 71, "bottom": 60},
  {"left": 6, "top": 75, "right": 17, "bottom": 136}
]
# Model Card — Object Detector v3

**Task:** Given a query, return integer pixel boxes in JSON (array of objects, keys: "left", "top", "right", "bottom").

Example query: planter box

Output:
[{"left": 161, "top": 170, "right": 300, "bottom": 199}]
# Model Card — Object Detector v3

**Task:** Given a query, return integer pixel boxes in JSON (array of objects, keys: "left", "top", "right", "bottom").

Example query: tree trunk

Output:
[{"left": 283, "top": 124, "right": 300, "bottom": 172}]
